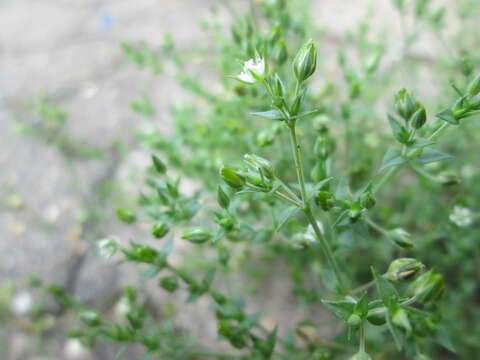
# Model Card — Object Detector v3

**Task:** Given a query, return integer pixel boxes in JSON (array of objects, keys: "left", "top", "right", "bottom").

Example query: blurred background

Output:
[{"left": 0, "top": 0, "right": 470, "bottom": 359}]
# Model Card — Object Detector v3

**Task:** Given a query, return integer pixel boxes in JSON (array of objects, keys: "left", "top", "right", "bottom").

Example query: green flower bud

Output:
[
  {"left": 116, "top": 208, "right": 136, "bottom": 224},
  {"left": 151, "top": 154, "right": 167, "bottom": 174},
  {"left": 310, "top": 162, "right": 327, "bottom": 182},
  {"left": 388, "top": 228, "right": 414, "bottom": 249},
  {"left": 360, "top": 191, "right": 376, "bottom": 209},
  {"left": 220, "top": 166, "right": 246, "bottom": 189},
  {"left": 217, "top": 186, "right": 230, "bottom": 209},
  {"left": 367, "top": 309, "right": 386, "bottom": 326},
  {"left": 182, "top": 228, "right": 212, "bottom": 244},
  {"left": 314, "top": 135, "right": 333, "bottom": 159},
  {"left": 385, "top": 258, "right": 425, "bottom": 282},
  {"left": 365, "top": 52, "right": 381, "bottom": 74},
  {"left": 315, "top": 191, "right": 335, "bottom": 211},
  {"left": 467, "top": 74, "right": 480, "bottom": 97},
  {"left": 411, "top": 106, "right": 427, "bottom": 129},
  {"left": 349, "top": 351, "right": 372, "bottom": 360},
  {"left": 408, "top": 269, "right": 444, "bottom": 304},
  {"left": 151, "top": 221, "right": 169, "bottom": 239},
  {"left": 395, "top": 89, "right": 417, "bottom": 121},
  {"left": 347, "top": 313, "right": 362, "bottom": 327},
  {"left": 159, "top": 276, "right": 179, "bottom": 292},
  {"left": 243, "top": 154, "right": 275, "bottom": 180},
  {"left": 80, "top": 310, "right": 102, "bottom": 327},
  {"left": 293, "top": 39, "right": 317, "bottom": 82},
  {"left": 256, "top": 130, "right": 275, "bottom": 147},
  {"left": 271, "top": 73, "right": 285, "bottom": 98}
]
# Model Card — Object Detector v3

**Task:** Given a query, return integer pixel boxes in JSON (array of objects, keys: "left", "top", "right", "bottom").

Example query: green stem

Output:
[
  {"left": 286, "top": 121, "right": 346, "bottom": 293},
  {"left": 305, "top": 208, "right": 346, "bottom": 293},
  {"left": 273, "top": 191, "right": 303, "bottom": 208},
  {"left": 359, "top": 322, "right": 366, "bottom": 353},
  {"left": 350, "top": 280, "right": 375, "bottom": 295},
  {"left": 288, "top": 124, "right": 308, "bottom": 206}
]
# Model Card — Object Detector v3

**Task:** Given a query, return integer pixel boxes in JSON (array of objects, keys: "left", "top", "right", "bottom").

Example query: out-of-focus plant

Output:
[{"left": 20, "top": 0, "right": 480, "bottom": 359}]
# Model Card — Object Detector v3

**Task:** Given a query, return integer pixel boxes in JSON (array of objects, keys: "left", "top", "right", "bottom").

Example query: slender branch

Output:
[{"left": 288, "top": 124, "right": 308, "bottom": 206}]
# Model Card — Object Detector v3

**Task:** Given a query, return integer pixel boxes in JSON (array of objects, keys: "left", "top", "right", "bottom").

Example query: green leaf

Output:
[
  {"left": 276, "top": 206, "right": 300, "bottom": 231},
  {"left": 322, "top": 299, "right": 356, "bottom": 321},
  {"left": 151, "top": 154, "right": 167, "bottom": 174},
  {"left": 436, "top": 108, "right": 459, "bottom": 125},
  {"left": 371, "top": 267, "right": 398, "bottom": 307},
  {"left": 386, "top": 311, "right": 403, "bottom": 350},
  {"left": 388, "top": 114, "right": 410, "bottom": 144},
  {"left": 293, "top": 109, "right": 322, "bottom": 121},
  {"left": 354, "top": 292, "right": 369, "bottom": 318},
  {"left": 379, "top": 148, "right": 407, "bottom": 171},
  {"left": 251, "top": 109, "right": 284, "bottom": 121},
  {"left": 409, "top": 137, "right": 435, "bottom": 149},
  {"left": 415, "top": 148, "right": 453, "bottom": 164},
  {"left": 201, "top": 268, "right": 216, "bottom": 290},
  {"left": 435, "top": 325, "right": 456, "bottom": 353}
]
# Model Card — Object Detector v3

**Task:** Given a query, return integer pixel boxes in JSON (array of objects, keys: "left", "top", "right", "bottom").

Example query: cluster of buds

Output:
[
  {"left": 220, "top": 154, "right": 275, "bottom": 193},
  {"left": 394, "top": 89, "right": 427, "bottom": 129}
]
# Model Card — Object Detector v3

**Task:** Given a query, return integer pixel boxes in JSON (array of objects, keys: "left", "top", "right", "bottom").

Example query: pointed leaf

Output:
[
  {"left": 322, "top": 299, "right": 356, "bottom": 321},
  {"left": 415, "top": 148, "right": 453, "bottom": 164},
  {"left": 379, "top": 148, "right": 407, "bottom": 171},
  {"left": 436, "top": 108, "right": 459, "bottom": 125},
  {"left": 276, "top": 206, "right": 300, "bottom": 232},
  {"left": 251, "top": 109, "right": 284, "bottom": 121}
]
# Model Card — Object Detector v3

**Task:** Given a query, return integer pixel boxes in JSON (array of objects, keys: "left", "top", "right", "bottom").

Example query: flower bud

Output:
[
  {"left": 243, "top": 154, "right": 275, "bottom": 180},
  {"left": 256, "top": 130, "right": 275, "bottom": 147},
  {"left": 349, "top": 351, "right": 372, "bottom": 360},
  {"left": 116, "top": 208, "right": 136, "bottom": 224},
  {"left": 293, "top": 39, "right": 317, "bottom": 82},
  {"left": 80, "top": 310, "right": 102, "bottom": 327},
  {"left": 151, "top": 221, "right": 169, "bottom": 239},
  {"left": 347, "top": 313, "right": 362, "bottom": 327},
  {"left": 408, "top": 269, "right": 444, "bottom": 304},
  {"left": 394, "top": 89, "right": 417, "bottom": 121},
  {"left": 151, "top": 154, "right": 167, "bottom": 174},
  {"left": 315, "top": 191, "right": 335, "bottom": 211},
  {"left": 217, "top": 186, "right": 230, "bottom": 209},
  {"left": 220, "top": 166, "right": 246, "bottom": 189},
  {"left": 158, "top": 276, "right": 179, "bottom": 292},
  {"left": 314, "top": 135, "right": 333, "bottom": 160},
  {"left": 360, "top": 191, "right": 376, "bottom": 209},
  {"left": 388, "top": 228, "right": 414, "bottom": 249},
  {"left": 182, "top": 228, "right": 212, "bottom": 244},
  {"left": 411, "top": 106, "right": 427, "bottom": 129},
  {"left": 310, "top": 163, "right": 326, "bottom": 182},
  {"left": 466, "top": 74, "right": 480, "bottom": 96},
  {"left": 385, "top": 258, "right": 425, "bottom": 282},
  {"left": 271, "top": 73, "right": 285, "bottom": 98}
]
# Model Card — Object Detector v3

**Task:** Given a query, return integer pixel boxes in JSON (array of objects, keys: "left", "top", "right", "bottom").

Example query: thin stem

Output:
[
  {"left": 359, "top": 322, "right": 366, "bottom": 353},
  {"left": 305, "top": 208, "right": 346, "bottom": 293},
  {"left": 350, "top": 280, "right": 375, "bottom": 295},
  {"left": 273, "top": 191, "right": 303, "bottom": 208},
  {"left": 276, "top": 176, "right": 302, "bottom": 203},
  {"left": 288, "top": 124, "right": 308, "bottom": 206}
]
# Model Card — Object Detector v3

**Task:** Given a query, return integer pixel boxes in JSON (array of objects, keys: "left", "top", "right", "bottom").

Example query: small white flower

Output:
[
  {"left": 11, "top": 291, "right": 33, "bottom": 316},
  {"left": 235, "top": 56, "right": 266, "bottom": 84},
  {"left": 115, "top": 297, "right": 131, "bottom": 317},
  {"left": 97, "top": 238, "right": 118, "bottom": 259},
  {"left": 449, "top": 206, "right": 473, "bottom": 227}
]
